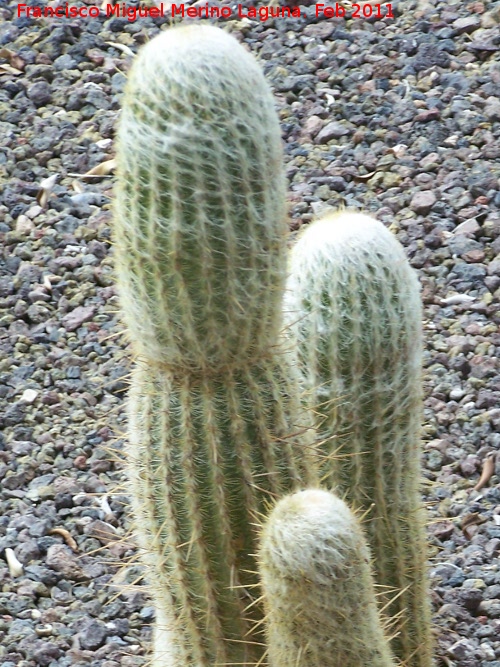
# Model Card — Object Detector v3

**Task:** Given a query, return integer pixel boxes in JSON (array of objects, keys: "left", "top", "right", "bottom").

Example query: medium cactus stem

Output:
[
  {"left": 285, "top": 211, "right": 433, "bottom": 667},
  {"left": 128, "top": 363, "right": 316, "bottom": 666},
  {"left": 259, "top": 489, "right": 397, "bottom": 667},
  {"left": 114, "top": 24, "right": 288, "bottom": 373},
  {"left": 114, "top": 25, "right": 318, "bottom": 666}
]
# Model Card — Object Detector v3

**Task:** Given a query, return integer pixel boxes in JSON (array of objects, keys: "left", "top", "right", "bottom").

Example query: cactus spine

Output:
[
  {"left": 259, "top": 489, "right": 397, "bottom": 667},
  {"left": 114, "top": 25, "right": 317, "bottom": 666},
  {"left": 285, "top": 212, "right": 433, "bottom": 667}
]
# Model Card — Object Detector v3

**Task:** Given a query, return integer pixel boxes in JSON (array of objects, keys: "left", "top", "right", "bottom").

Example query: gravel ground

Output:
[{"left": 1, "top": 0, "right": 500, "bottom": 665}]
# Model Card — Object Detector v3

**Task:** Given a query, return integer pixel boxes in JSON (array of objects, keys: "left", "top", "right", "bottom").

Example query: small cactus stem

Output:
[
  {"left": 285, "top": 211, "right": 433, "bottom": 667},
  {"left": 259, "top": 489, "right": 397, "bottom": 667},
  {"left": 114, "top": 25, "right": 318, "bottom": 666}
]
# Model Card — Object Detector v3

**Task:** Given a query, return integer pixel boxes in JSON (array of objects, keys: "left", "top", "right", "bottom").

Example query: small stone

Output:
[
  {"left": 463, "top": 249, "right": 485, "bottom": 263},
  {"left": 329, "top": 176, "right": 347, "bottom": 192},
  {"left": 86, "top": 49, "right": 105, "bottom": 66},
  {"left": 78, "top": 619, "right": 108, "bottom": 650},
  {"left": 419, "top": 152, "right": 439, "bottom": 168},
  {"left": 25, "top": 205, "right": 43, "bottom": 219},
  {"left": 15, "top": 541, "right": 41, "bottom": 565},
  {"left": 66, "top": 366, "right": 81, "bottom": 379},
  {"left": 485, "top": 97, "right": 500, "bottom": 122},
  {"left": 41, "top": 391, "right": 60, "bottom": 405},
  {"left": 413, "top": 43, "right": 451, "bottom": 71},
  {"left": 459, "top": 588, "right": 483, "bottom": 612},
  {"left": 3, "top": 401, "right": 26, "bottom": 426},
  {"left": 35, "top": 624, "right": 53, "bottom": 637},
  {"left": 303, "top": 22, "right": 335, "bottom": 38},
  {"left": 15, "top": 216, "right": 34, "bottom": 234},
  {"left": 61, "top": 306, "right": 95, "bottom": 331},
  {"left": 84, "top": 520, "right": 118, "bottom": 545},
  {"left": 485, "top": 539, "right": 500, "bottom": 557},
  {"left": 469, "top": 40, "right": 499, "bottom": 53},
  {"left": 27, "top": 485, "right": 55, "bottom": 501},
  {"left": 303, "top": 115, "right": 323, "bottom": 138},
  {"left": 426, "top": 449, "right": 443, "bottom": 471},
  {"left": 31, "top": 641, "right": 61, "bottom": 666},
  {"left": 462, "top": 579, "right": 486, "bottom": 591},
  {"left": 27, "top": 81, "right": 52, "bottom": 107},
  {"left": 452, "top": 16, "right": 481, "bottom": 33},
  {"left": 310, "top": 201, "right": 329, "bottom": 217},
  {"left": 429, "top": 520, "right": 454, "bottom": 541},
  {"left": 316, "top": 184, "right": 332, "bottom": 200},
  {"left": 450, "top": 387, "right": 466, "bottom": 400},
  {"left": 410, "top": 191, "right": 436, "bottom": 214},
  {"left": 21, "top": 389, "right": 38, "bottom": 403},
  {"left": 450, "top": 263, "right": 487, "bottom": 285},
  {"left": 414, "top": 108, "right": 440, "bottom": 123},
  {"left": 479, "top": 643, "right": 496, "bottom": 661},
  {"left": 74, "top": 455, "right": 87, "bottom": 470},
  {"left": 53, "top": 477, "right": 81, "bottom": 495},
  {"left": 448, "top": 638, "right": 476, "bottom": 660},
  {"left": 454, "top": 218, "right": 481, "bottom": 235},
  {"left": 45, "top": 545, "right": 87, "bottom": 581},
  {"left": 431, "top": 563, "right": 464, "bottom": 585},
  {"left": 477, "top": 600, "right": 500, "bottom": 618},
  {"left": 53, "top": 54, "right": 77, "bottom": 71},
  {"left": 139, "top": 606, "right": 155, "bottom": 622},
  {"left": 488, "top": 257, "right": 500, "bottom": 276},
  {"left": 26, "top": 303, "right": 51, "bottom": 324},
  {"left": 28, "top": 289, "right": 50, "bottom": 303},
  {"left": 460, "top": 455, "right": 479, "bottom": 476},
  {"left": 315, "top": 121, "right": 351, "bottom": 144},
  {"left": 443, "top": 134, "right": 459, "bottom": 147}
]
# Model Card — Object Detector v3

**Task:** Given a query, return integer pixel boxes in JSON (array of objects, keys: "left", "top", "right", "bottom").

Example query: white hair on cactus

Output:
[
  {"left": 284, "top": 210, "right": 433, "bottom": 667},
  {"left": 259, "top": 489, "right": 397, "bottom": 667},
  {"left": 114, "top": 25, "right": 318, "bottom": 667}
]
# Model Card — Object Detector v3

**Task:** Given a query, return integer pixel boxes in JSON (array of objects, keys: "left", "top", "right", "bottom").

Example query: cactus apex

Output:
[
  {"left": 259, "top": 489, "right": 397, "bottom": 667},
  {"left": 114, "top": 25, "right": 287, "bottom": 372}
]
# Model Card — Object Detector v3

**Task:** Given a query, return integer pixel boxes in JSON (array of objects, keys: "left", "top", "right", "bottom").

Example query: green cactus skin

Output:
[
  {"left": 114, "top": 24, "right": 288, "bottom": 374},
  {"left": 114, "top": 25, "right": 318, "bottom": 666},
  {"left": 128, "top": 364, "right": 316, "bottom": 666},
  {"left": 259, "top": 489, "right": 397, "bottom": 667},
  {"left": 285, "top": 211, "right": 433, "bottom": 667}
]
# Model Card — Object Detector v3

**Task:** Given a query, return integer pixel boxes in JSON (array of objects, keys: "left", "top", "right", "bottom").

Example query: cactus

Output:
[
  {"left": 114, "top": 24, "right": 288, "bottom": 374},
  {"left": 259, "top": 489, "right": 397, "bottom": 667},
  {"left": 285, "top": 211, "right": 433, "bottom": 667},
  {"left": 113, "top": 25, "right": 317, "bottom": 666}
]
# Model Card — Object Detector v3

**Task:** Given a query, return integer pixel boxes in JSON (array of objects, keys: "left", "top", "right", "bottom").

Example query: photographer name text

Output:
[{"left": 17, "top": 2, "right": 395, "bottom": 21}]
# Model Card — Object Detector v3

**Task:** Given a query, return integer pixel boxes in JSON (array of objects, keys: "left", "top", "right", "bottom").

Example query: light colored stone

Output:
[{"left": 410, "top": 190, "right": 436, "bottom": 214}]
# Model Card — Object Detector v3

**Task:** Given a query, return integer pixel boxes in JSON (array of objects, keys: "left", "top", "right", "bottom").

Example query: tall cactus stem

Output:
[
  {"left": 285, "top": 211, "right": 433, "bottom": 667},
  {"left": 114, "top": 25, "right": 317, "bottom": 666}
]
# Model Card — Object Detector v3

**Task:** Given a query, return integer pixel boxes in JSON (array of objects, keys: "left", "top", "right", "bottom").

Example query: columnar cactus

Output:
[
  {"left": 113, "top": 25, "right": 317, "bottom": 666},
  {"left": 259, "top": 489, "right": 397, "bottom": 667},
  {"left": 285, "top": 211, "right": 433, "bottom": 667}
]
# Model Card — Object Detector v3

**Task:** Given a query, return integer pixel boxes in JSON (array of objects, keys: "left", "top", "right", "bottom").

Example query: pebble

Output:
[
  {"left": 410, "top": 191, "right": 437, "bottom": 214},
  {"left": 315, "top": 121, "right": 351, "bottom": 143},
  {"left": 452, "top": 16, "right": 482, "bottom": 34},
  {"left": 20, "top": 389, "right": 38, "bottom": 403},
  {"left": 78, "top": 619, "right": 109, "bottom": 650},
  {"left": 26, "top": 81, "right": 52, "bottom": 108},
  {"left": 448, "top": 637, "right": 477, "bottom": 659},
  {"left": 303, "top": 114, "right": 323, "bottom": 138},
  {"left": 45, "top": 545, "right": 87, "bottom": 581},
  {"left": 61, "top": 305, "right": 96, "bottom": 331},
  {"left": 454, "top": 218, "right": 481, "bottom": 235}
]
